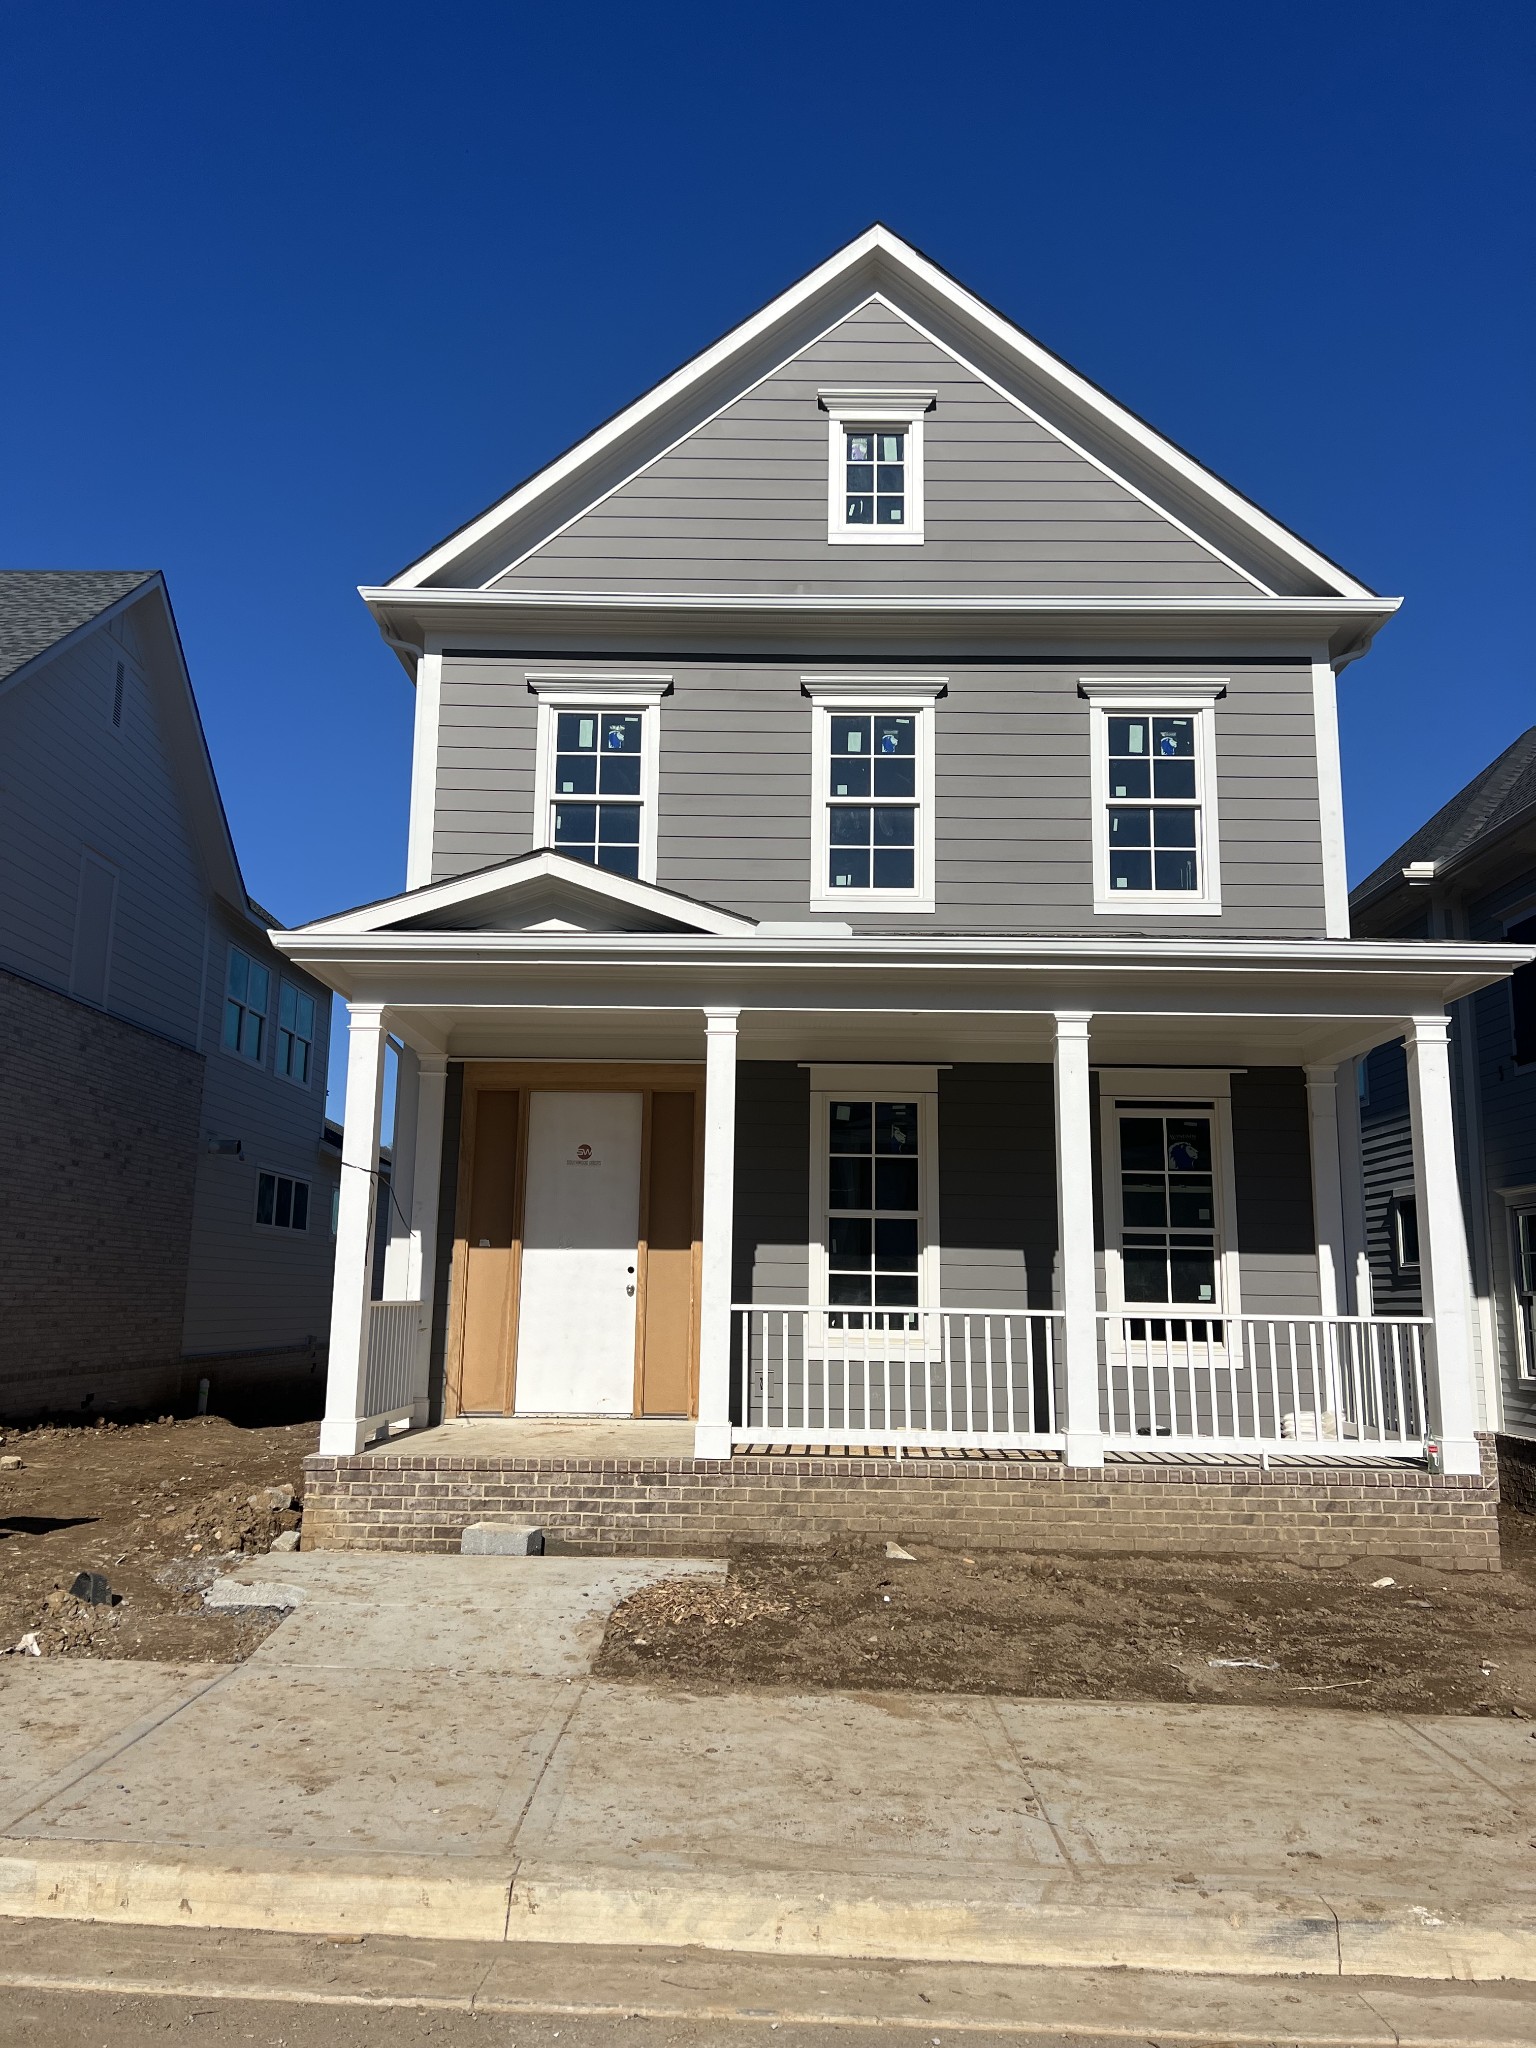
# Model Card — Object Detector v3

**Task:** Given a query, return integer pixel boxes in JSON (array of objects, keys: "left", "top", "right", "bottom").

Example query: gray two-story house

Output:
[
  {"left": 0, "top": 571, "right": 339, "bottom": 1418},
  {"left": 279, "top": 228, "right": 1526, "bottom": 1566},
  {"left": 1351, "top": 728, "right": 1536, "bottom": 1500}
]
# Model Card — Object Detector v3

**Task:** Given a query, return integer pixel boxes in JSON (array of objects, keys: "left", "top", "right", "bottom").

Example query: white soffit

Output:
[{"left": 384, "top": 225, "right": 1375, "bottom": 602}]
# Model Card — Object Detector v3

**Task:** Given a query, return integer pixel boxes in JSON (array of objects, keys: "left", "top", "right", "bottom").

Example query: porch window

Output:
[
  {"left": 1116, "top": 1110, "right": 1219, "bottom": 1306},
  {"left": 275, "top": 980, "right": 316, "bottom": 1086},
  {"left": 223, "top": 947, "right": 270, "bottom": 1063},
  {"left": 827, "top": 1097, "right": 922, "bottom": 1323},
  {"left": 550, "top": 711, "right": 645, "bottom": 879},
  {"left": 1515, "top": 1210, "right": 1536, "bottom": 1380}
]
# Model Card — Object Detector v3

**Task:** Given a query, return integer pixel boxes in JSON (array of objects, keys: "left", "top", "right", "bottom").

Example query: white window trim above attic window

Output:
[
  {"left": 820, "top": 389, "right": 933, "bottom": 546},
  {"left": 804, "top": 679, "right": 943, "bottom": 915},
  {"left": 528, "top": 672, "right": 669, "bottom": 886},
  {"left": 1081, "top": 679, "right": 1225, "bottom": 917}
]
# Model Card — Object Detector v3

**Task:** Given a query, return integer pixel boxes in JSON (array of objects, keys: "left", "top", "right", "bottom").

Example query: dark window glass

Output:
[
  {"left": 1120, "top": 1113, "right": 1217, "bottom": 1305},
  {"left": 827, "top": 1097, "right": 922, "bottom": 1327},
  {"left": 1510, "top": 913, "right": 1536, "bottom": 1065},
  {"left": 1105, "top": 712, "right": 1202, "bottom": 894}
]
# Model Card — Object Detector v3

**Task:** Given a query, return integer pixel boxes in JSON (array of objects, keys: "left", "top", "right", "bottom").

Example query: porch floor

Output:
[{"left": 369, "top": 1420, "right": 1420, "bottom": 1470}]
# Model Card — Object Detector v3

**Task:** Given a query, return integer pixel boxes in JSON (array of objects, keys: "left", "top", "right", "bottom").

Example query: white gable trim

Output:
[
  {"left": 387, "top": 226, "right": 1372, "bottom": 601},
  {"left": 290, "top": 851, "right": 758, "bottom": 939}
]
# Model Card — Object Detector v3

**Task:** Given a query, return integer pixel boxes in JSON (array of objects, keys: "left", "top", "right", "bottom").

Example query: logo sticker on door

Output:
[{"left": 577, "top": 1144, "right": 593, "bottom": 1160}]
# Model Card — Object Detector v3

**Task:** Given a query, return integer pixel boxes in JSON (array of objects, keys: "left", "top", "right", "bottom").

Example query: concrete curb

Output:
[{"left": 2, "top": 1839, "right": 1534, "bottom": 1981}]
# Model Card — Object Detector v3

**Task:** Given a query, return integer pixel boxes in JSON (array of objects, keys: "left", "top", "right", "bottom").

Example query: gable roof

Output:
[
  {"left": 1352, "top": 726, "right": 1536, "bottom": 907},
  {"left": 282, "top": 850, "right": 759, "bottom": 940},
  {"left": 0, "top": 570, "right": 156, "bottom": 687},
  {"left": 385, "top": 225, "right": 1376, "bottom": 604},
  {"left": 0, "top": 569, "right": 255, "bottom": 920}
]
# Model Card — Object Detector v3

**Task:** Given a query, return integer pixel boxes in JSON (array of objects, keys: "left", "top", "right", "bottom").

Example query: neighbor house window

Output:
[
  {"left": 528, "top": 675, "right": 667, "bottom": 884},
  {"left": 822, "top": 391, "right": 929, "bottom": 543},
  {"left": 1508, "top": 911, "right": 1536, "bottom": 1066},
  {"left": 223, "top": 947, "right": 270, "bottom": 1062},
  {"left": 1388, "top": 1192, "right": 1420, "bottom": 1277},
  {"left": 810, "top": 1068, "right": 939, "bottom": 1329},
  {"left": 1083, "top": 682, "right": 1224, "bottom": 913},
  {"left": 256, "top": 1171, "right": 309, "bottom": 1232},
  {"left": 805, "top": 682, "right": 942, "bottom": 912},
  {"left": 276, "top": 981, "right": 316, "bottom": 1086}
]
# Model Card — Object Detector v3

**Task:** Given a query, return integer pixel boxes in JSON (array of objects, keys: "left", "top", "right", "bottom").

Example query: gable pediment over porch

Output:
[{"left": 287, "top": 850, "right": 758, "bottom": 940}]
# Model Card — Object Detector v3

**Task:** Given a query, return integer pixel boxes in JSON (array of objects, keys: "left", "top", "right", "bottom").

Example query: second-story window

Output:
[
  {"left": 806, "top": 683, "right": 942, "bottom": 914},
  {"left": 1084, "top": 683, "right": 1224, "bottom": 915},
  {"left": 276, "top": 980, "right": 316, "bottom": 1085},
  {"left": 224, "top": 946, "right": 269, "bottom": 1062},
  {"left": 529, "top": 676, "right": 668, "bottom": 885}
]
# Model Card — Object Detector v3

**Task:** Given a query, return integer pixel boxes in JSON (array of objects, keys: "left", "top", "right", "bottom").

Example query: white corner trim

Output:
[
  {"left": 806, "top": 689, "right": 938, "bottom": 916},
  {"left": 1086, "top": 692, "right": 1222, "bottom": 917},
  {"left": 1311, "top": 656, "right": 1350, "bottom": 938},
  {"left": 405, "top": 649, "right": 442, "bottom": 891},
  {"left": 825, "top": 403, "right": 925, "bottom": 545},
  {"left": 530, "top": 692, "right": 663, "bottom": 884}
]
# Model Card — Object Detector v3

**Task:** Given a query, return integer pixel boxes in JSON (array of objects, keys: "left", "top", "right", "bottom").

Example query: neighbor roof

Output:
[
  {"left": 0, "top": 570, "right": 155, "bottom": 687},
  {"left": 1352, "top": 726, "right": 1536, "bottom": 904}
]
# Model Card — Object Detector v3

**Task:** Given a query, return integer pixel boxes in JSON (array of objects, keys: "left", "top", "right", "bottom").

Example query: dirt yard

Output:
[
  {"left": 596, "top": 1508, "right": 1536, "bottom": 1716},
  {"left": 0, "top": 1415, "right": 319, "bottom": 1662}
]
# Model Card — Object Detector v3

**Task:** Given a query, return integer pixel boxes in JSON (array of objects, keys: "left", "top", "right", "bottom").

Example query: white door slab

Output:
[{"left": 515, "top": 1091, "right": 642, "bottom": 1414}]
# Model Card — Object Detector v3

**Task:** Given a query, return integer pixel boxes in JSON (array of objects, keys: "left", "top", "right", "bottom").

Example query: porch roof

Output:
[{"left": 269, "top": 925, "right": 1526, "bottom": 1070}]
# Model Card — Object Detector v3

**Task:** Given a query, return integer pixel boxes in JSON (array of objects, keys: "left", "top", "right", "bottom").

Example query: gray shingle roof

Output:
[
  {"left": 1352, "top": 725, "right": 1536, "bottom": 903},
  {"left": 0, "top": 570, "right": 155, "bottom": 688}
]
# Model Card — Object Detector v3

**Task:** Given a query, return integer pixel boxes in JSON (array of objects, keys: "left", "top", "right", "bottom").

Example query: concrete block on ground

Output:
[{"left": 461, "top": 1522, "right": 544, "bottom": 1557}]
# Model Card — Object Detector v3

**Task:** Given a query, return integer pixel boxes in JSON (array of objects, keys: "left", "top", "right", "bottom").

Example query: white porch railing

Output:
[
  {"left": 1098, "top": 1313, "right": 1430, "bottom": 1456},
  {"left": 363, "top": 1300, "right": 421, "bottom": 1430},
  {"left": 734, "top": 1306, "right": 1064, "bottom": 1449}
]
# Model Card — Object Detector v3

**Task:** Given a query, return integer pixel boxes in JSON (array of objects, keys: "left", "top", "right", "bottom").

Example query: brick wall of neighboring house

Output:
[
  {"left": 0, "top": 967, "right": 204, "bottom": 1418},
  {"left": 1497, "top": 1434, "right": 1536, "bottom": 1518},
  {"left": 301, "top": 1438, "right": 1501, "bottom": 1572}
]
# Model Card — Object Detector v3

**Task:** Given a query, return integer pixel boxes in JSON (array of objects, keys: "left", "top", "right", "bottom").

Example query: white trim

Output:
[
  {"left": 1304, "top": 1064, "right": 1346, "bottom": 1317},
  {"left": 824, "top": 399, "right": 926, "bottom": 545},
  {"left": 1054, "top": 1013, "right": 1103, "bottom": 1466},
  {"left": 695, "top": 1008, "right": 740, "bottom": 1458},
  {"left": 530, "top": 683, "right": 665, "bottom": 886},
  {"left": 296, "top": 850, "right": 756, "bottom": 939},
  {"left": 1405, "top": 1012, "right": 1480, "bottom": 1471},
  {"left": 805, "top": 682, "right": 939, "bottom": 915},
  {"left": 1311, "top": 657, "right": 1350, "bottom": 937},
  {"left": 405, "top": 649, "right": 441, "bottom": 891},
  {"left": 1083, "top": 686, "right": 1223, "bottom": 917},
  {"left": 386, "top": 227, "right": 1373, "bottom": 600},
  {"left": 1098, "top": 1085, "right": 1241, "bottom": 1318},
  {"left": 321, "top": 1004, "right": 388, "bottom": 1457},
  {"left": 807, "top": 1068, "right": 941, "bottom": 1315}
]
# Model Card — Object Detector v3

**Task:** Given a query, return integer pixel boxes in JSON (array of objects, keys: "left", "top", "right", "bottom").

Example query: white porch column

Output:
[
  {"left": 1054, "top": 1012, "right": 1102, "bottom": 1467},
  {"left": 320, "top": 1003, "right": 388, "bottom": 1458},
  {"left": 1405, "top": 1013, "right": 1480, "bottom": 1475},
  {"left": 380, "top": 1041, "right": 418, "bottom": 1300},
  {"left": 694, "top": 1007, "right": 740, "bottom": 1459},
  {"left": 405, "top": 1054, "right": 449, "bottom": 1423},
  {"left": 1335, "top": 1056, "right": 1374, "bottom": 1316},
  {"left": 1304, "top": 1064, "right": 1346, "bottom": 1319}
]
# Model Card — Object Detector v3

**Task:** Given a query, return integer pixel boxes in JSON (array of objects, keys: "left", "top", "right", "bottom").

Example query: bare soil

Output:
[
  {"left": 0, "top": 1414, "right": 319, "bottom": 1662},
  {"left": 595, "top": 1508, "right": 1536, "bottom": 1716}
]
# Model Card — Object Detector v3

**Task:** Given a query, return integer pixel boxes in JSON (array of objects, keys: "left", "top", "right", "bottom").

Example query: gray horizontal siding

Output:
[
  {"left": 938, "top": 1065, "right": 1058, "bottom": 1310},
  {"left": 1359, "top": 1042, "right": 1422, "bottom": 1317},
  {"left": 1230, "top": 1068, "right": 1321, "bottom": 1317},
  {"left": 432, "top": 657, "right": 1327, "bottom": 936},
  {"left": 493, "top": 299, "right": 1255, "bottom": 598}
]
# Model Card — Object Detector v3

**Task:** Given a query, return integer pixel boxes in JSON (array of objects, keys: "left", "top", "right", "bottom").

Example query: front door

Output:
[{"left": 514, "top": 1090, "right": 643, "bottom": 1413}]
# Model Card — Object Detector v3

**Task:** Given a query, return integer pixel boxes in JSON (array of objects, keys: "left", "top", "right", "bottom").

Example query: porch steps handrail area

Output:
[
  {"left": 735, "top": 1304, "right": 1064, "bottom": 1450},
  {"left": 363, "top": 1299, "right": 421, "bottom": 1429},
  {"left": 1099, "top": 1311, "right": 1431, "bottom": 1457}
]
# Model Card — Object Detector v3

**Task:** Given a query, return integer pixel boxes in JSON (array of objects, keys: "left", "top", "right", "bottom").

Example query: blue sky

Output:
[{"left": 3, "top": 3, "right": 1531, "bottom": 1112}]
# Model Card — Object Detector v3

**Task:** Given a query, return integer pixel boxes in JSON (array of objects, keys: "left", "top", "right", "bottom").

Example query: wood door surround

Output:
[{"left": 445, "top": 1063, "right": 705, "bottom": 1420}]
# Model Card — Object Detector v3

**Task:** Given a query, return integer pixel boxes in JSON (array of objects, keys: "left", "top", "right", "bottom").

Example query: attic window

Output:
[{"left": 820, "top": 390, "right": 931, "bottom": 546}]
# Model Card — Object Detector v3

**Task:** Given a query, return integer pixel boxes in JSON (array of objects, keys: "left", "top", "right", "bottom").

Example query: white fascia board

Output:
[
  {"left": 287, "top": 850, "right": 757, "bottom": 939},
  {"left": 383, "top": 225, "right": 1376, "bottom": 601}
]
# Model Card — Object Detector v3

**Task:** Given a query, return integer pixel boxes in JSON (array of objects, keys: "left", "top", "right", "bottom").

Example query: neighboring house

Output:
[
  {"left": 1350, "top": 728, "right": 1536, "bottom": 1488},
  {"left": 278, "top": 227, "right": 1525, "bottom": 1567},
  {"left": 0, "top": 571, "right": 339, "bottom": 1418}
]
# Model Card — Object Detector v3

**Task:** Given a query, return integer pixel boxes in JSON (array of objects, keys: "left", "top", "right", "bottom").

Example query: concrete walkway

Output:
[{"left": 1, "top": 1551, "right": 1534, "bottom": 1982}]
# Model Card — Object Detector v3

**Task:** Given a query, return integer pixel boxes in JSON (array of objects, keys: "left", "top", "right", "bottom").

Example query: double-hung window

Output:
[
  {"left": 1100, "top": 1071, "right": 1238, "bottom": 1321},
  {"left": 810, "top": 1067, "right": 939, "bottom": 1330},
  {"left": 224, "top": 946, "right": 270, "bottom": 1063},
  {"left": 806, "top": 681, "right": 941, "bottom": 913},
  {"left": 821, "top": 390, "right": 930, "bottom": 544},
  {"left": 1083, "top": 681, "right": 1223, "bottom": 914},
  {"left": 528, "top": 674, "right": 667, "bottom": 884},
  {"left": 276, "top": 980, "right": 316, "bottom": 1085},
  {"left": 1514, "top": 1209, "right": 1536, "bottom": 1380}
]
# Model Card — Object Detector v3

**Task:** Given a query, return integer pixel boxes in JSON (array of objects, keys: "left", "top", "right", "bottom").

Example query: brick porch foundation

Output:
[{"left": 302, "top": 1438, "right": 1502, "bottom": 1571}]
